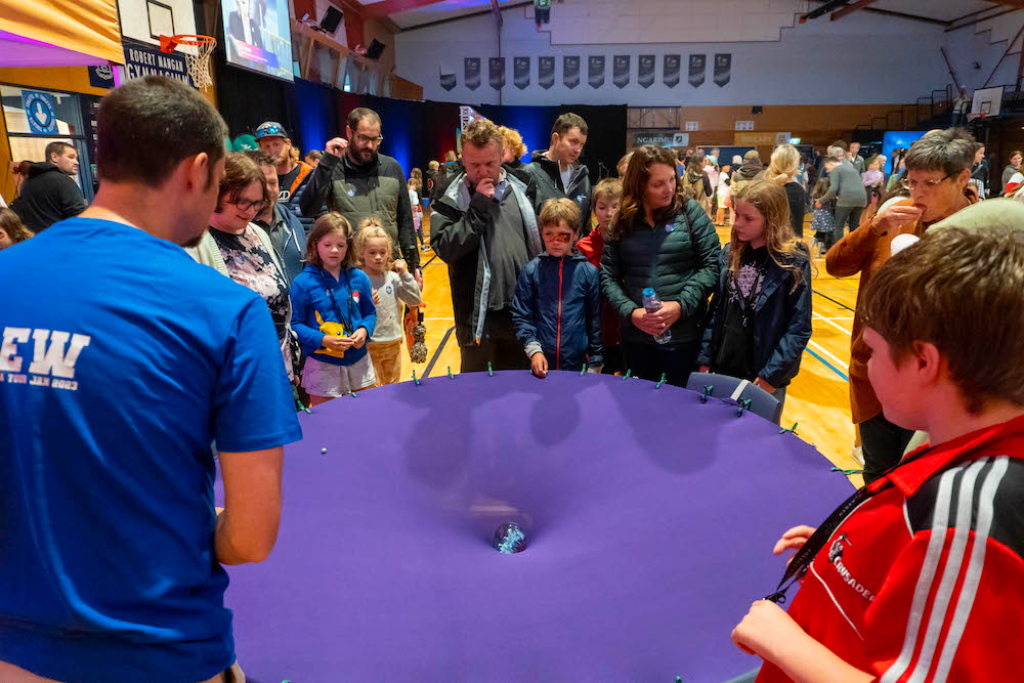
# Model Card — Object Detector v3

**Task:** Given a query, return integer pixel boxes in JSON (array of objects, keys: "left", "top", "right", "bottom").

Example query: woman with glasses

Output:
[
  {"left": 189, "top": 153, "right": 299, "bottom": 381},
  {"left": 825, "top": 128, "right": 978, "bottom": 484}
]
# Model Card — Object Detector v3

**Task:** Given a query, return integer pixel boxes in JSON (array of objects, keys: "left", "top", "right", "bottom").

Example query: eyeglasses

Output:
[
  {"left": 230, "top": 197, "right": 266, "bottom": 212},
  {"left": 901, "top": 172, "right": 955, "bottom": 191},
  {"left": 356, "top": 134, "right": 384, "bottom": 145},
  {"left": 543, "top": 232, "right": 574, "bottom": 243}
]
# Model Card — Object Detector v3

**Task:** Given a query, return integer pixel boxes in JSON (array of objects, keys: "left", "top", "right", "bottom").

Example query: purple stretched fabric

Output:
[{"left": 220, "top": 371, "right": 852, "bottom": 682}]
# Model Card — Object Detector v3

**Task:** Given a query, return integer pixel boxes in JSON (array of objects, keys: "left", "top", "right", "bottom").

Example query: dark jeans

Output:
[
  {"left": 860, "top": 412, "right": 915, "bottom": 484},
  {"left": 826, "top": 205, "right": 863, "bottom": 251},
  {"left": 622, "top": 339, "right": 700, "bottom": 388}
]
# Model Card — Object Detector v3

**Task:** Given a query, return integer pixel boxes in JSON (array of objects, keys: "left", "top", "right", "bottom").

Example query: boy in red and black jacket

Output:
[{"left": 732, "top": 225, "right": 1024, "bottom": 682}]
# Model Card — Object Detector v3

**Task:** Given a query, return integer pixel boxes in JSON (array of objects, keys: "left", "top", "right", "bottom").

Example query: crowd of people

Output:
[{"left": 2, "top": 75, "right": 1024, "bottom": 683}]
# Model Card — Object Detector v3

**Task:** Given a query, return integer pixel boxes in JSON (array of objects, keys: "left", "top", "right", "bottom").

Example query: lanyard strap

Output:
[{"left": 320, "top": 268, "right": 354, "bottom": 332}]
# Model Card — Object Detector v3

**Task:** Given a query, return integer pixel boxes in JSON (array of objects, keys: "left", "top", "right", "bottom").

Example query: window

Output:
[{"left": 1, "top": 85, "right": 95, "bottom": 201}]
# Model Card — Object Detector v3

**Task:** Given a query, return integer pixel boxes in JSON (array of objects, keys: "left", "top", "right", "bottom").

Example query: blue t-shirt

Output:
[{"left": 0, "top": 218, "right": 302, "bottom": 682}]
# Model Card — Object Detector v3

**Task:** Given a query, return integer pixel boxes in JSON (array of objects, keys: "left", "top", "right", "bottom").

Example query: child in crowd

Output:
[
  {"left": 862, "top": 157, "right": 885, "bottom": 207},
  {"left": 408, "top": 178, "right": 427, "bottom": 251},
  {"left": 810, "top": 175, "right": 836, "bottom": 257},
  {"left": 698, "top": 180, "right": 812, "bottom": 419},
  {"left": 511, "top": 198, "right": 602, "bottom": 378},
  {"left": 290, "top": 212, "right": 377, "bottom": 404},
  {"left": 733, "top": 226, "right": 1024, "bottom": 681},
  {"left": 355, "top": 217, "right": 423, "bottom": 386},
  {"left": 576, "top": 178, "right": 624, "bottom": 374},
  {"left": 0, "top": 207, "right": 31, "bottom": 250},
  {"left": 717, "top": 163, "right": 732, "bottom": 225}
]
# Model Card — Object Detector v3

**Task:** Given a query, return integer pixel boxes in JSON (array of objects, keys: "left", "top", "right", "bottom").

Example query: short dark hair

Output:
[
  {"left": 96, "top": 76, "right": 227, "bottom": 187},
  {"left": 245, "top": 150, "right": 277, "bottom": 168},
  {"left": 45, "top": 141, "right": 74, "bottom": 162},
  {"left": 215, "top": 153, "right": 269, "bottom": 213},
  {"left": 862, "top": 227, "right": 1024, "bottom": 413},
  {"left": 347, "top": 107, "right": 381, "bottom": 132},
  {"left": 551, "top": 112, "right": 588, "bottom": 138},
  {"left": 905, "top": 128, "right": 975, "bottom": 177}
]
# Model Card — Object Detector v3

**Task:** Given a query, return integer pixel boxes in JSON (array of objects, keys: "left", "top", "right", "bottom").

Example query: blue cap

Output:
[
  {"left": 643, "top": 287, "right": 655, "bottom": 296},
  {"left": 255, "top": 121, "right": 289, "bottom": 140}
]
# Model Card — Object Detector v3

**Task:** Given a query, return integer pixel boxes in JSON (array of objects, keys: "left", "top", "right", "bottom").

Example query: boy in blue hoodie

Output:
[
  {"left": 290, "top": 213, "right": 377, "bottom": 402},
  {"left": 511, "top": 198, "right": 602, "bottom": 377}
]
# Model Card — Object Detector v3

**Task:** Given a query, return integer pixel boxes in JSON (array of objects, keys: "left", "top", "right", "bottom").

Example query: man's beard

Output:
[{"left": 352, "top": 147, "right": 376, "bottom": 165}]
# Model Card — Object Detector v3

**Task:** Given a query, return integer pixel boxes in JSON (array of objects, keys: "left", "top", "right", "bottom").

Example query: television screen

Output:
[{"left": 222, "top": 0, "right": 293, "bottom": 82}]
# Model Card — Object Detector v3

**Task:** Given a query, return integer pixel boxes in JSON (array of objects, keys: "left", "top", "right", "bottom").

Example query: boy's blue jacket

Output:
[
  {"left": 510, "top": 250, "right": 603, "bottom": 371},
  {"left": 290, "top": 264, "right": 377, "bottom": 366}
]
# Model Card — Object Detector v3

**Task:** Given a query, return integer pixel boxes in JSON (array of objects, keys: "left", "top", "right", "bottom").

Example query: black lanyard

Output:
[{"left": 320, "top": 267, "right": 355, "bottom": 332}]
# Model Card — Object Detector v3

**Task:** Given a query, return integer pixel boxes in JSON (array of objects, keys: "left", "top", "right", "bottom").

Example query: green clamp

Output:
[
  {"left": 779, "top": 422, "right": 799, "bottom": 435},
  {"left": 488, "top": 362, "right": 493, "bottom": 377},
  {"left": 831, "top": 467, "right": 862, "bottom": 476},
  {"left": 348, "top": 387, "right": 357, "bottom": 398},
  {"left": 700, "top": 385, "right": 714, "bottom": 404},
  {"left": 623, "top": 369, "right": 632, "bottom": 380},
  {"left": 656, "top": 373, "right": 666, "bottom": 389},
  {"left": 737, "top": 398, "right": 752, "bottom": 417},
  {"left": 295, "top": 399, "right": 311, "bottom": 414},
  {"left": 448, "top": 366, "right": 454, "bottom": 379},
  {"left": 580, "top": 363, "right": 587, "bottom": 376},
  {"left": 412, "top": 369, "right": 421, "bottom": 386}
]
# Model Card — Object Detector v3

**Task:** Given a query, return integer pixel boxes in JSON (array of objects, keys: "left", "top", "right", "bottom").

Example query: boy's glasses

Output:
[
  {"left": 231, "top": 198, "right": 266, "bottom": 212},
  {"left": 543, "top": 233, "right": 573, "bottom": 243}
]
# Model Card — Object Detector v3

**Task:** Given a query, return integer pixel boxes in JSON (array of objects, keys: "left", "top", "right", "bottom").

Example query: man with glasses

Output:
[
  {"left": 300, "top": 107, "right": 421, "bottom": 285},
  {"left": 826, "top": 128, "right": 978, "bottom": 484}
]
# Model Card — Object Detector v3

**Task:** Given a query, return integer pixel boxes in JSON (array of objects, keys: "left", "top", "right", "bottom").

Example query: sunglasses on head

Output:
[{"left": 255, "top": 125, "right": 284, "bottom": 139}]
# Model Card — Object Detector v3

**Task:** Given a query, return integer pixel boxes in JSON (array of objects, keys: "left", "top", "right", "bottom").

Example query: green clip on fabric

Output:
[
  {"left": 737, "top": 398, "right": 752, "bottom": 417},
  {"left": 701, "top": 385, "right": 714, "bottom": 404}
]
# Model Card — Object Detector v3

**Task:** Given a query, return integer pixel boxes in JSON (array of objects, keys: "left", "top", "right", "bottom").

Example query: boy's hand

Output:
[
  {"left": 732, "top": 600, "right": 806, "bottom": 659},
  {"left": 350, "top": 328, "right": 368, "bottom": 349},
  {"left": 531, "top": 353, "right": 548, "bottom": 379},
  {"left": 394, "top": 259, "right": 408, "bottom": 275},
  {"left": 774, "top": 525, "right": 817, "bottom": 564}
]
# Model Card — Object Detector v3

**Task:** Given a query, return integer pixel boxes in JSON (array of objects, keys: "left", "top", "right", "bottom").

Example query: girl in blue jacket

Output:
[
  {"left": 698, "top": 180, "right": 812, "bottom": 418},
  {"left": 290, "top": 213, "right": 377, "bottom": 403}
]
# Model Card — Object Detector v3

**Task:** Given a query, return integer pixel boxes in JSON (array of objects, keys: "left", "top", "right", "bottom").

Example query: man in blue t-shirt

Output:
[{"left": 0, "top": 77, "right": 302, "bottom": 683}]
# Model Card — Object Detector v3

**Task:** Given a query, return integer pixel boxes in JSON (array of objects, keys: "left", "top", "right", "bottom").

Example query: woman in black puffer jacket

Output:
[{"left": 601, "top": 145, "right": 722, "bottom": 387}]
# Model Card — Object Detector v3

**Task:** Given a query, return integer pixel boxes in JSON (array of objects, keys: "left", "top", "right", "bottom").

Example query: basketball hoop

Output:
[{"left": 160, "top": 34, "right": 217, "bottom": 91}]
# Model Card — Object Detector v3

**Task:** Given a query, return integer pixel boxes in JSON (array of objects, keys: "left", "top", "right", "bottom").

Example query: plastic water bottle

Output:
[{"left": 642, "top": 287, "right": 671, "bottom": 345}]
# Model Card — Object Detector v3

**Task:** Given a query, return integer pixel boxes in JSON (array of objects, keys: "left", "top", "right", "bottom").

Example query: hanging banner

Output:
[
  {"left": 439, "top": 61, "right": 456, "bottom": 92},
  {"left": 539, "top": 56, "right": 555, "bottom": 90},
  {"left": 465, "top": 57, "right": 481, "bottom": 91},
  {"left": 638, "top": 55, "right": 655, "bottom": 88},
  {"left": 688, "top": 54, "right": 706, "bottom": 88},
  {"left": 613, "top": 55, "right": 630, "bottom": 89},
  {"left": 514, "top": 56, "right": 530, "bottom": 90},
  {"left": 664, "top": 54, "right": 681, "bottom": 88},
  {"left": 21, "top": 90, "right": 59, "bottom": 134},
  {"left": 588, "top": 55, "right": 605, "bottom": 89},
  {"left": 563, "top": 55, "right": 580, "bottom": 89},
  {"left": 123, "top": 39, "right": 196, "bottom": 89},
  {"left": 88, "top": 65, "right": 116, "bottom": 89},
  {"left": 489, "top": 57, "right": 506, "bottom": 89},
  {"left": 714, "top": 53, "right": 732, "bottom": 87}
]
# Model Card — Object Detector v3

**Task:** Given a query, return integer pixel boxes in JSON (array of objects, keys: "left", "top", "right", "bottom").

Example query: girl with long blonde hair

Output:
[
  {"left": 697, "top": 179, "right": 813, "bottom": 418},
  {"left": 763, "top": 144, "right": 807, "bottom": 238}
]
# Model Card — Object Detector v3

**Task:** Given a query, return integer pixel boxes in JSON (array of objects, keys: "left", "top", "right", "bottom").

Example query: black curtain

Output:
[
  {"left": 557, "top": 104, "right": 627, "bottom": 185},
  {"left": 214, "top": 55, "right": 297, "bottom": 140}
]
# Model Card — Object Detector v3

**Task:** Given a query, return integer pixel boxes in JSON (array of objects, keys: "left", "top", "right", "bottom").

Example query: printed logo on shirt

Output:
[
  {"left": 0, "top": 327, "right": 91, "bottom": 392},
  {"left": 665, "top": 224, "right": 675, "bottom": 232},
  {"left": 576, "top": 194, "right": 586, "bottom": 203},
  {"left": 347, "top": 188, "right": 356, "bottom": 198},
  {"left": 385, "top": 285, "right": 393, "bottom": 295},
  {"left": 278, "top": 188, "right": 290, "bottom": 202},
  {"left": 828, "top": 533, "right": 875, "bottom": 603},
  {"left": 352, "top": 291, "right": 360, "bottom": 303}
]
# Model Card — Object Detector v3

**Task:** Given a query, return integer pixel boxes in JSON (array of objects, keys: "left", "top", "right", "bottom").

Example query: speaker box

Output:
[
  {"left": 365, "top": 39, "right": 386, "bottom": 60},
  {"left": 320, "top": 6, "right": 343, "bottom": 34},
  {"left": 752, "top": 106, "right": 763, "bottom": 115}
]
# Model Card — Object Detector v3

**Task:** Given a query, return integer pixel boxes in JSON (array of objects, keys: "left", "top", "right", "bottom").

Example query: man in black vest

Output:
[
  {"left": 300, "top": 107, "right": 421, "bottom": 285},
  {"left": 523, "top": 113, "right": 592, "bottom": 235}
]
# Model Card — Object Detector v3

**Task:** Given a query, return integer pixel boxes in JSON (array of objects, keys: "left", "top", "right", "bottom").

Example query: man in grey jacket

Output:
[{"left": 818, "top": 145, "right": 867, "bottom": 253}]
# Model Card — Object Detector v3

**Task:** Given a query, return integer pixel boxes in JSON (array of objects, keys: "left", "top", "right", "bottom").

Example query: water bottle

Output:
[{"left": 642, "top": 287, "right": 671, "bottom": 345}]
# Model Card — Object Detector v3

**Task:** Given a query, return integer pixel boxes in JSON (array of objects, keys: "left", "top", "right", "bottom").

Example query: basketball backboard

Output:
[{"left": 117, "top": 0, "right": 200, "bottom": 55}]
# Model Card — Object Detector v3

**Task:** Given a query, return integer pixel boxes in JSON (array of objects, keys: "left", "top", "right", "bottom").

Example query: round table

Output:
[{"left": 219, "top": 371, "right": 851, "bottom": 682}]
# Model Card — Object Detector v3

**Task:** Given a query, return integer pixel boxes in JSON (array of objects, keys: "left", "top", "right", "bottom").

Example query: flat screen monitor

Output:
[{"left": 222, "top": 0, "right": 294, "bottom": 82}]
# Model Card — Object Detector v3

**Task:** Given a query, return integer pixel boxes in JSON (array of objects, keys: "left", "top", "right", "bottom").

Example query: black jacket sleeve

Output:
[
  {"left": 431, "top": 190, "right": 496, "bottom": 265},
  {"left": 385, "top": 157, "right": 419, "bottom": 271},
  {"left": 58, "top": 176, "right": 86, "bottom": 219},
  {"left": 299, "top": 152, "right": 339, "bottom": 217}
]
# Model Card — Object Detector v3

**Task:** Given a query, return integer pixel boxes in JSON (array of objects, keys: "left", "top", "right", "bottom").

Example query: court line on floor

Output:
[
  {"left": 808, "top": 339, "right": 850, "bottom": 372},
  {"left": 804, "top": 346, "right": 850, "bottom": 382},
  {"left": 813, "top": 290, "right": 856, "bottom": 313},
  {"left": 422, "top": 325, "right": 456, "bottom": 380},
  {"left": 813, "top": 312, "right": 853, "bottom": 336}
]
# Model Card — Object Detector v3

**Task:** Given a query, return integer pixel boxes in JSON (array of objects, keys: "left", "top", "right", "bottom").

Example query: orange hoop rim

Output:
[{"left": 160, "top": 34, "right": 217, "bottom": 53}]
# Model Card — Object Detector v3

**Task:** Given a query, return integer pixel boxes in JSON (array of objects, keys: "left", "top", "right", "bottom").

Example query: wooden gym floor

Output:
[{"left": 391, "top": 214, "right": 863, "bottom": 485}]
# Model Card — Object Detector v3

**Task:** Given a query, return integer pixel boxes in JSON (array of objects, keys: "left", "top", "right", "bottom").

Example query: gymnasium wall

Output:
[
  {"left": 396, "top": 6, "right": 950, "bottom": 107},
  {"left": 943, "top": 11, "right": 1024, "bottom": 92}
]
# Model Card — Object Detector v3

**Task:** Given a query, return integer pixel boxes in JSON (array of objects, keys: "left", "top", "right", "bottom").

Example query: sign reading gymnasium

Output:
[{"left": 122, "top": 40, "right": 197, "bottom": 89}]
